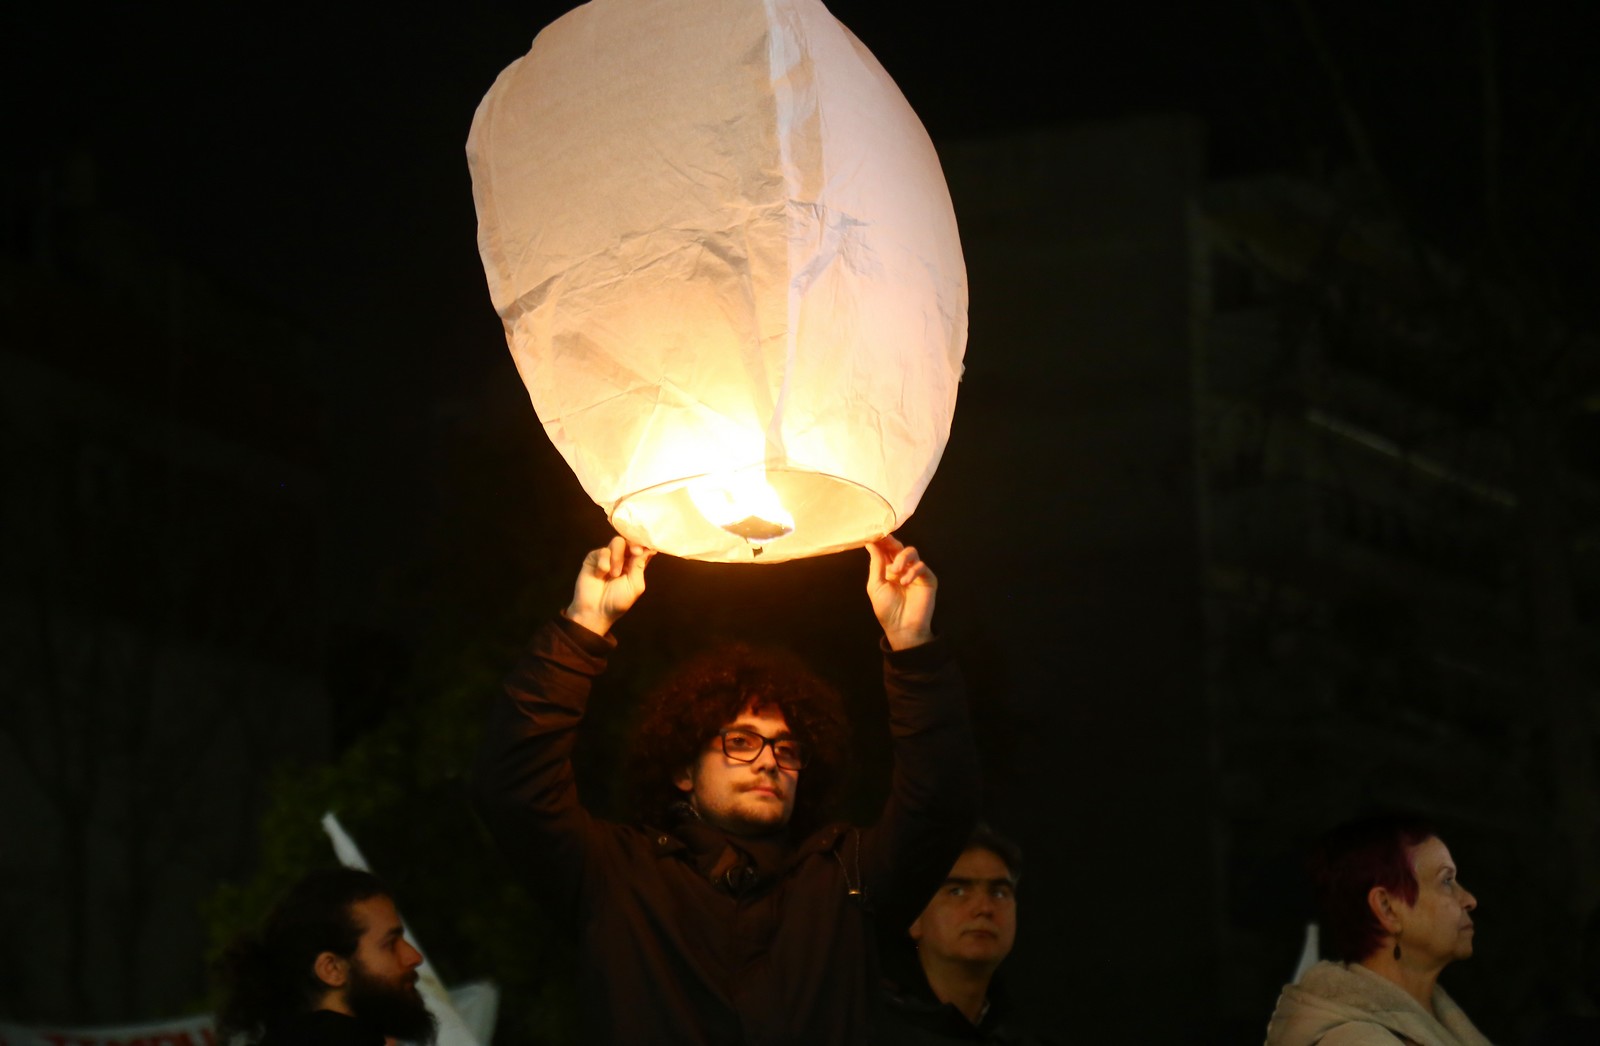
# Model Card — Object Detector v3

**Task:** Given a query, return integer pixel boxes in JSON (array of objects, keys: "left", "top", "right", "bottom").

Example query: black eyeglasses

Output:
[{"left": 718, "top": 728, "right": 809, "bottom": 770}]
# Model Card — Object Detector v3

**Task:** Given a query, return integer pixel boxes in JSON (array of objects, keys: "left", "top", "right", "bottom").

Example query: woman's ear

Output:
[
  {"left": 673, "top": 765, "right": 694, "bottom": 794},
  {"left": 1366, "top": 886, "right": 1401, "bottom": 933}
]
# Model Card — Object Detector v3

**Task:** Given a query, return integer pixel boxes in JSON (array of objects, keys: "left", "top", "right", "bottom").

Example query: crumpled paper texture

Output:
[{"left": 468, "top": 0, "right": 967, "bottom": 562}]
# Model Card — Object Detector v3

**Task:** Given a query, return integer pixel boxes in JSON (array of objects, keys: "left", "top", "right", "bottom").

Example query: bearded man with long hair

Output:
[{"left": 213, "top": 868, "right": 436, "bottom": 1046}]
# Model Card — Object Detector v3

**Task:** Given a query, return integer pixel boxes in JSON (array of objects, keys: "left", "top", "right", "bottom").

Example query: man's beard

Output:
[{"left": 345, "top": 958, "right": 438, "bottom": 1045}]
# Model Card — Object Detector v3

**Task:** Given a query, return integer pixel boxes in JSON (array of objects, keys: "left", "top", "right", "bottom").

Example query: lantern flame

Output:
[{"left": 687, "top": 471, "right": 796, "bottom": 543}]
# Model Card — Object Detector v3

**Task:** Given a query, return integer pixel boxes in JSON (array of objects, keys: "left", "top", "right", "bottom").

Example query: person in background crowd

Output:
[
  {"left": 214, "top": 867, "right": 435, "bottom": 1046},
  {"left": 1265, "top": 813, "right": 1492, "bottom": 1046},
  {"left": 877, "top": 823, "right": 1050, "bottom": 1045}
]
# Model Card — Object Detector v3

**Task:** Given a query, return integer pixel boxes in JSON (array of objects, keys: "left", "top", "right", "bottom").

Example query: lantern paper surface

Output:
[{"left": 468, "top": 0, "right": 967, "bottom": 562}]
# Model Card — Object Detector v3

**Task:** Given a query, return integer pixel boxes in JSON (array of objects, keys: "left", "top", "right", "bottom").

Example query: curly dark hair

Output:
[
  {"left": 213, "top": 867, "right": 386, "bottom": 1042},
  {"left": 628, "top": 642, "right": 851, "bottom": 836}
]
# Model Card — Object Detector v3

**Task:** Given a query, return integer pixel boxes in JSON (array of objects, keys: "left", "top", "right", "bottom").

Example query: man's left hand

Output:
[{"left": 866, "top": 536, "right": 937, "bottom": 651}]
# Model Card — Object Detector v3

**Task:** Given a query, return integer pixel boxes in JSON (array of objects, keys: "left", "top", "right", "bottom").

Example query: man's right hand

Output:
[{"left": 563, "top": 536, "right": 654, "bottom": 636}]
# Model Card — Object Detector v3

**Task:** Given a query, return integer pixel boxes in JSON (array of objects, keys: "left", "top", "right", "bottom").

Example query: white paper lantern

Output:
[{"left": 468, "top": 0, "right": 967, "bottom": 563}]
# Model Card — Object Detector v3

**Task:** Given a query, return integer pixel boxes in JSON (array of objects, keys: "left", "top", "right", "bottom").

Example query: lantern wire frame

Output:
[{"left": 610, "top": 465, "right": 897, "bottom": 563}]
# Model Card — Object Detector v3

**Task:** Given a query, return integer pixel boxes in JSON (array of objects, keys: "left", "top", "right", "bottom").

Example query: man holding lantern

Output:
[{"left": 471, "top": 534, "right": 979, "bottom": 1044}]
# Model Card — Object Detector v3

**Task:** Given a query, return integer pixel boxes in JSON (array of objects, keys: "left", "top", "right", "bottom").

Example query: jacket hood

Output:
[{"left": 1264, "top": 961, "right": 1493, "bottom": 1046}]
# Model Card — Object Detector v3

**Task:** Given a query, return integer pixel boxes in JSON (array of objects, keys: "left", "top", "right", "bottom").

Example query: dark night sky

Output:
[
  {"left": 10, "top": 1, "right": 1270, "bottom": 373},
  {"left": 8, "top": 0, "right": 1595, "bottom": 632},
  {"left": 13, "top": 4, "right": 1590, "bottom": 337},
  {"left": 6, "top": 0, "right": 1262, "bottom": 621}
]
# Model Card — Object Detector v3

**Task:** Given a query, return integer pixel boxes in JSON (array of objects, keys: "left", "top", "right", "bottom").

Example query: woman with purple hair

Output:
[{"left": 1265, "top": 814, "right": 1493, "bottom": 1046}]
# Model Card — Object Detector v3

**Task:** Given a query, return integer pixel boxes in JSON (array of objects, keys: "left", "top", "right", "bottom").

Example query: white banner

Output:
[
  {"left": 0, "top": 976, "right": 496, "bottom": 1046},
  {"left": 0, "top": 1015, "right": 217, "bottom": 1046}
]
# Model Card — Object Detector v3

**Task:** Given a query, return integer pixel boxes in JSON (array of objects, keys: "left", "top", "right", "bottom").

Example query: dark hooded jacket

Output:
[
  {"left": 471, "top": 617, "right": 979, "bottom": 1045},
  {"left": 875, "top": 938, "right": 1052, "bottom": 1046}
]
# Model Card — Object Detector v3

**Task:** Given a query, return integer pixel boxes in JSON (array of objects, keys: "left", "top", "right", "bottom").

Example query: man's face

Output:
[
  {"left": 343, "top": 896, "right": 436, "bottom": 1044},
  {"left": 910, "top": 848, "right": 1017, "bottom": 970},
  {"left": 1394, "top": 835, "right": 1477, "bottom": 965},
  {"left": 674, "top": 701, "right": 799, "bottom": 835}
]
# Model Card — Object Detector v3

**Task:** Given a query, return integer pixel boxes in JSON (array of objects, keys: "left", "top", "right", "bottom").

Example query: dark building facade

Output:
[
  {"left": 1196, "top": 174, "right": 1599, "bottom": 1039},
  {"left": 920, "top": 120, "right": 1598, "bottom": 1042},
  {"left": 0, "top": 154, "right": 331, "bottom": 1021}
]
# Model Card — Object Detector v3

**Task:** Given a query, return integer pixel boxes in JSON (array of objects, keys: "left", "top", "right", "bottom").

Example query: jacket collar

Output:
[
  {"left": 646, "top": 808, "right": 849, "bottom": 895},
  {"left": 1267, "top": 961, "right": 1493, "bottom": 1046}
]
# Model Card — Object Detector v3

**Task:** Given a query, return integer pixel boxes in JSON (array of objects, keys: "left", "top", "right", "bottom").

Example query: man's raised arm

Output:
[
  {"left": 470, "top": 538, "right": 654, "bottom": 910},
  {"left": 858, "top": 536, "right": 982, "bottom": 933}
]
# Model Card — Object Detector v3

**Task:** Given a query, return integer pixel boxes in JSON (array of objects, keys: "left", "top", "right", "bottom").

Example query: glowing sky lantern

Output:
[{"left": 467, "top": 0, "right": 967, "bottom": 563}]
